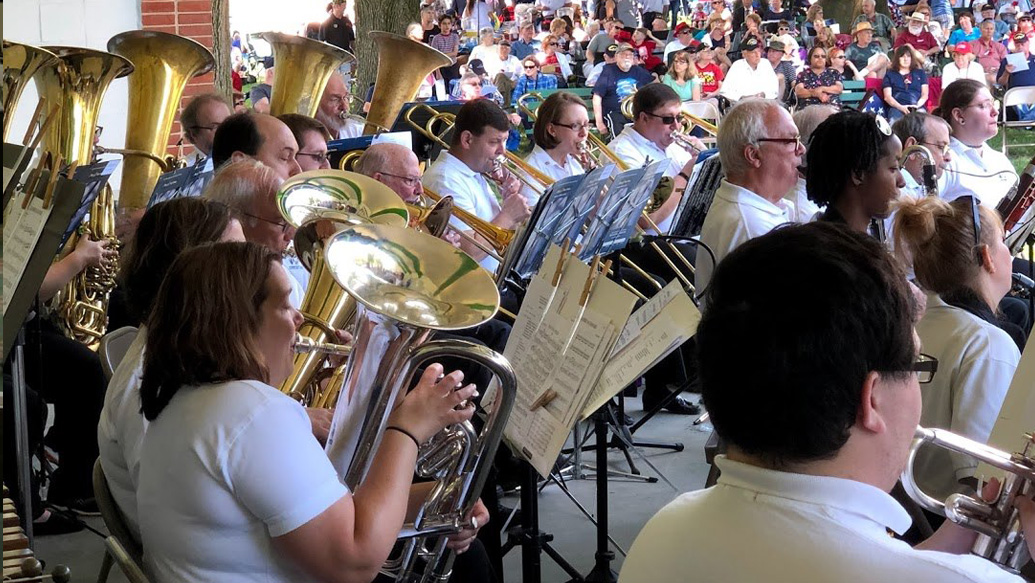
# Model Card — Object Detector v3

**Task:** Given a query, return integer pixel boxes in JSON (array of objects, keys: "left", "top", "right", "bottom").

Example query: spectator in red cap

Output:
[
  {"left": 664, "top": 22, "right": 696, "bottom": 62},
  {"left": 941, "top": 41, "right": 986, "bottom": 88}
]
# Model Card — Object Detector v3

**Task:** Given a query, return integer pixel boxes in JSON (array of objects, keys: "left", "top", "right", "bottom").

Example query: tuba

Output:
[
  {"left": 106, "top": 30, "right": 215, "bottom": 210},
  {"left": 258, "top": 32, "right": 354, "bottom": 117},
  {"left": 276, "top": 170, "right": 409, "bottom": 406},
  {"left": 2, "top": 41, "right": 58, "bottom": 141},
  {"left": 364, "top": 32, "right": 452, "bottom": 135},
  {"left": 36, "top": 47, "right": 134, "bottom": 347},
  {"left": 902, "top": 427, "right": 1034, "bottom": 573},
  {"left": 321, "top": 222, "right": 517, "bottom": 583}
]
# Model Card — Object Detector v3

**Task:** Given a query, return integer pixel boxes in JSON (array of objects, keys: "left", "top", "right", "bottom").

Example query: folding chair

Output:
[{"left": 1001, "top": 86, "right": 1035, "bottom": 157}]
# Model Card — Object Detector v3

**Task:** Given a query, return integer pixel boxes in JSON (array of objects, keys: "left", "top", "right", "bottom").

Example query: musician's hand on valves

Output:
[
  {"left": 305, "top": 407, "right": 334, "bottom": 445},
  {"left": 444, "top": 229, "right": 463, "bottom": 249},
  {"left": 446, "top": 498, "right": 489, "bottom": 554},
  {"left": 389, "top": 364, "right": 477, "bottom": 444},
  {"left": 75, "top": 236, "right": 114, "bottom": 270},
  {"left": 500, "top": 190, "right": 531, "bottom": 226}
]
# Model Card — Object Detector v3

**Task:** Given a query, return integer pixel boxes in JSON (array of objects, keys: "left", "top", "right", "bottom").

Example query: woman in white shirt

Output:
[
  {"left": 521, "top": 91, "right": 588, "bottom": 204},
  {"left": 136, "top": 242, "right": 482, "bottom": 583},
  {"left": 893, "top": 195, "right": 1020, "bottom": 504},
  {"left": 936, "top": 79, "right": 1018, "bottom": 208},
  {"left": 940, "top": 42, "right": 987, "bottom": 88}
]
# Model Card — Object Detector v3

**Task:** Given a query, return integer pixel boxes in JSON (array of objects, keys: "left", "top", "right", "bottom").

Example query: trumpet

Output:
[
  {"left": 670, "top": 131, "right": 704, "bottom": 154},
  {"left": 902, "top": 427, "right": 1034, "bottom": 573}
]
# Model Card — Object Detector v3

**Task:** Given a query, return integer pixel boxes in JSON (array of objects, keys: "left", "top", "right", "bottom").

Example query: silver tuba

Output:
[
  {"left": 321, "top": 222, "right": 517, "bottom": 583},
  {"left": 902, "top": 427, "right": 1035, "bottom": 573}
]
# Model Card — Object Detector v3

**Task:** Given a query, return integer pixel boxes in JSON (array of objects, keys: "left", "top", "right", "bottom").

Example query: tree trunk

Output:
[
  {"left": 819, "top": 0, "right": 891, "bottom": 31},
  {"left": 211, "top": 0, "right": 233, "bottom": 99},
  {"left": 354, "top": 0, "right": 419, "bottom": 107}
]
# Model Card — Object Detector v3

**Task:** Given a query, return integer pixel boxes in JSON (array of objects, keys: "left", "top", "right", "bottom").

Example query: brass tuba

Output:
[
  {"left": 363, "top": 32, "right": 452, "bottom": 135},
  {"left": 106, "top": 30, "right": 215, "bottom": 210},
  {"left": 257, "top": 32, "right": 354, "bottom": 117},
  {"left": 36, "top": 47, "right": 134, "bottom": 347},
  {"left": 2, "top": 41, "right": 58, "bottom": 141},
  {"left": 902, "top": 427, "right": 1034, "bottom": 573},
  {"left": 277, "top": 170, "right": 409, "bottom": 405},
  {"left": 321, "top": 223, "right": 517, "bottom": 583}
]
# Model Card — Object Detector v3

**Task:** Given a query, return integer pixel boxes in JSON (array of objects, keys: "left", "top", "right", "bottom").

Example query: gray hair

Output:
[
  {"left": 203, "top": 159, "right": 282, "bottom": 225},
  {"left": 891, "top": 110, "right": 949, "bottom": 145},
  {"left": 353, "top": 144, "right": 394, "bottom": 177},
  {"left": 717, "top": 99, "right": 780, "bottom": 178},
  {"left": 792, "top": 104, "right": 838, "bottom": 159},
  {"left": 405, "top": 22, "right": 423, "bottom": 40}
]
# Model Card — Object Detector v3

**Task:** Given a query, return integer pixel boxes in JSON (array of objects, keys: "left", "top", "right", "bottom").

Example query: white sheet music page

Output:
[
  {"left": 977, "top": 340, "right": 1035, "bottom": 480},
  {"left": 580, "top": 285, "right": 701, "bottom": 418},
  {"left": 4, "top": 195, "right": 53, "bottom": 313}
]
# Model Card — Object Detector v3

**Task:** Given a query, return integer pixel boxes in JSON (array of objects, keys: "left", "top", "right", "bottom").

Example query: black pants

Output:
[
  {"left": 2, "top": 372, "right": 47, "bottom": 522},
  {"left": 21, "top": 318, "right": 106, "bottom": 499}
]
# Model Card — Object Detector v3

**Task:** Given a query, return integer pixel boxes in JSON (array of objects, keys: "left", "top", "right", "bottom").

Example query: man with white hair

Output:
[
  {"left": 316, "top": 72, "right": 364, "bottom": 140},
  {"left": 695, "top": 99, "right": 802, "bottom": 295}
]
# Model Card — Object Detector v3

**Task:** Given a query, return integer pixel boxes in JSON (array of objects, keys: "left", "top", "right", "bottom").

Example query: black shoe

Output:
[
  {"left": 49, "top": 496, "right": 100, "bottom": 517},
  {"left": 663, "top": 396, "right": 701, "bottom": 416},
  {"left": 33, "top": 510, "right": 84, "bottom": 536}
]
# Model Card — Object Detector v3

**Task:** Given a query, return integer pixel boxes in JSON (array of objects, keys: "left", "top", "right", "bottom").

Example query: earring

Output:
[{"left": 959, "top": 119, "right": 965, "bottom": 125}]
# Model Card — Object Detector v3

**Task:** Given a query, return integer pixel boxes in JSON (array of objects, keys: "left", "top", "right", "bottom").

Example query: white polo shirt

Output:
[
  {"left": 522, "top": 144, "right": 585, "bottom": 206},
  {"left": 609, "top": 126, "right": 693, "bottom": 234},
  {"left": 913, "top": 294, "right": 1020, "bottom": 502},
  {"left": 941, "top": 136, "right": 1018, "bottom": 209},
  {"left": 719, "top": 57, "right": 779, "bottom": 101},
  {"left": 621, "top": 456, "right": 1025, "bottom": 583},
  {"left": 422, "top": 150, "right": 501, "bottom": 272},
  {"left": 784, "top": 175, "right": 822, "bottom": 223},
  {"left": 696, "top": 179, "right": 795, "bottom": 295}
]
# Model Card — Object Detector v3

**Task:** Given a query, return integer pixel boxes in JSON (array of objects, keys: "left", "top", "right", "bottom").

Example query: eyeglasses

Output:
[
  {"left": 243, "top": 212, "right": 291, "bottom": 233},
  {"left": 812, "top": 52, "right": 827, "bottom": 58},
  {"left": 297, "top": 151, "right": 330, "bottom": 164},
  {"left": 920, "top": 140, "right": 950, "bottom": 156},
  {"left": 378, "top": 171, "right": 422, "bottom": 188},
  {"left": 779, "top": 26, "right": 789, "bottom": 31},
  {"left": 643, "top": 111, "right": 679, "bottom": 125},
  {"left": 552, "top": 121, "right": 590, "bottom": 132},
  {"left": 678, "top": 29, "right": 692, "bottom": 34},
  {"left": 913, "top": 353, "right": 938, "bottom": 384},
  {"left": 756, "top": 135, "right": 803, "bottom": 148},
  {"left": 524, "top": 63, "right": 538, "bottom": 69},
  {"left": 966, "top": 99, "right": 1001, "bottom": 112},
  {"left": 189, "top": 123, "right": 221, "bottom": 133},
  {"left": 831, "top": 54, "right": 846, "bottom": 59},
  {"left": 323, "top": 94, "right": 351, "bottom": 106}
]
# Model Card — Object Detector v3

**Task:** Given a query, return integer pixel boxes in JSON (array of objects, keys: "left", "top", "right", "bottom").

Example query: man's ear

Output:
[
  {"left": 459, "top": 129, "right": 474, "bottom": 149},
  {"left": 903, "top": 135, "right": 919, "bottom": 149},
  {"left": 743, "top": 143, "right": 763, "bottom": 169},
  {"left": 230, "top": 151, "right": 248, "bottom": 164},
  {"left": 857, "top": 370, "right": 887, "bottom": 435}
]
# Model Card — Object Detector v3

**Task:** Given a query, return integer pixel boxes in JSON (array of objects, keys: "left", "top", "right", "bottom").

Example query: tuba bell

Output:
[
  {"left": 2, "top": 41, "right": 58, "bottom": 141},
  {"left": 902, "top": 427, "right": 1035, "bottom": 573},
  {"left": 106, "top": 30, "right": 215, "bottom": 210},
  {"left": 363, "top": 32, "right": 452, "bottom": 135},
  {"left": 321, "top": 222, "right": 517, "bottom": 583},
  {"left": 257, "top": 32, "right": 354, "bottom": 117},
  {"left": 35, "top": 46, "right": 134, "bottom": 347}
]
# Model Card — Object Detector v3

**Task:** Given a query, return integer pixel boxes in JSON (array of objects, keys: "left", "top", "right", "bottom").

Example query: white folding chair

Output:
[
  {"left": 1000, "top": 86, "right": 1035, "bottom": 157},
  {"left": 681, "top": 100, "right": 721, "bottom": 146},
  {"left": 98, "top": 326, "right": 138, "bottom": 382}
]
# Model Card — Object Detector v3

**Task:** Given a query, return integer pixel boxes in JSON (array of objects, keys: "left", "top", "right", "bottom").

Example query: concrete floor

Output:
[{"left": 30, "top": 395, "right": 713, "bottom": 583}]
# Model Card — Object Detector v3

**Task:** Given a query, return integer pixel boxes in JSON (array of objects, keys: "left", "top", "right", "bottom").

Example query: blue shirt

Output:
[
  {"left": 511, "top": 39, "right": 538, "bottom": 60},
  {"left": 882, "top": 69, "right": 928, "bottom": 106},
  {"left": 998, "top": 53, "right": 1035, "bottom": 89},
  {"left": 592, "top": 63, "right": 655, "bottom": 118},
  {"left": 930, "top": 0, "right": 951, "bottom": 19},
  {"left": 947, "top": 28, "right": 980, "bottom": 46},
  {"left": 511, "top": 73, "right": 558, "bottom": 104},
  {"left": 992, "top": 20, "right": 1010, "bottom": 42}
]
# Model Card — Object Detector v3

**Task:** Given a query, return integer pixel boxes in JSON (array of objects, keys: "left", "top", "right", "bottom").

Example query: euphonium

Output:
[
  {"left": 276, "top": 170, "right": 409, "bottom": 406},
  {"left": 321, "top": 223, "right": 517, "bottom": 583},
  {"left": 258, "top": 32, "right": 354, "bottom": 117},
  {"left": 2, "top": 41, "right": 58, "bottom": 141},
  {"left": 899, "top": 144, "right": 939, "bottom": 198},
  {"left": 106, "top": 31, "right": 215, "bottom": 210},
  {"left": 902, "top": 427, "right": 1034, "bottom": 573},
  {"left": 36, "top": 47, "right": 133, "bottom": 348},
  {"left": 364, "top": 32, "right": 452, "bottom": 135}
]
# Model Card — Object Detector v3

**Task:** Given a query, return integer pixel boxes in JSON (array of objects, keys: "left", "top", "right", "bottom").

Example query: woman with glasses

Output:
[
  {"left": 935, "top": 79, "right": 1018, "bottom": 207},
  {"left": 882, "top": 44, "right": 929, "bottom": 122},
  {"left": 794, "top": 46, "right": 843, "bottom": 106},
  {"left": 511, "top": 58, "right": 559, "bottom": 107},
  {"left": 522, "top": 91, "right": 589, "bottom": 205},
  {"left": 136, "top": 242, "right": 485, "bottom": 583},
  {"left": 662, "top": 50, "right": 702, "bottom": 102},
  {"left": 535, "top": 34, "right": 572, "bottom": 86},
  {"left": 892, "top": 194, "right": 1021, "bottom": 510}
]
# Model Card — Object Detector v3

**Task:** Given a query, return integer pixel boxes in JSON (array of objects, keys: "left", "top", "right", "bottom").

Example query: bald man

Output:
[
  {"left": 316, "top": 73, "right": 365, "bottom": 140},
  {"left": 211, "top": 112, "right": 302, "bottom": 180}
]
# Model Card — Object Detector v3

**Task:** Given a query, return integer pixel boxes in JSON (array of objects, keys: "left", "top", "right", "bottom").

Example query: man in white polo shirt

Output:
[
  {"left": 695, "top": 99, "right": 800, "bottom": 295},
  {"left": 718, "top": 36, "right": 779, "bottom": 101}
]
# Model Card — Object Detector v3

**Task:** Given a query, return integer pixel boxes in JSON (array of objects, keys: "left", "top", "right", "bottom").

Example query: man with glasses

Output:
[
  {"left": 592, "top": 42, "right": 655, "bottom": 136},
  {"left": 277, "top": 114, "right": 332, "bottom": 172},
  {"left": 622, "top": 220, "right": 1035, "bottom": 583},
  {"left": 695, "top": 99, "right": 800, "bottom": 295},
  {"left": 892, "top": 111, "right": 952, "bottom": 201},
  {"left": 511, "top": 58, "right": 558, "bottom": 110},
  {"left": 181, "top": 93, "right": 232, "bottom": 173},
  {"left": 718, "top": 37, "right": 778, "bottom": 101},
  {"left": 315, "top": 72, "right": 364, "bottom": 140}
]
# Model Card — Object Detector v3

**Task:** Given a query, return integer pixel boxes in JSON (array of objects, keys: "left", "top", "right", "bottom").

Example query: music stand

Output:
[
  {"left": 388, "top": 100, "right": 465, "bottom": 161},
  {"left": 145, "top": 164, "right": 196, "bottom": 208}
]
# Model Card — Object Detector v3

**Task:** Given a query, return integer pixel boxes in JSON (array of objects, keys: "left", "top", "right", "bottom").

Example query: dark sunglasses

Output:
[
  {"left": 643, "top": 111, "right": 678, "bottom": 125},
  {"left": 524, "top": 63, "right": 537, "bottom": 68}
]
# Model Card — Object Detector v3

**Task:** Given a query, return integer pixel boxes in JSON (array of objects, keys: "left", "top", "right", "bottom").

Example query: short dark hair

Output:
[
  {"left": 140, "top": 242, "right": 278, "bottom": 421},
  {"left": 211, "top": 112, "right": 264, "bottom": 169},
  {"left": 451, "top": 99, "right": 511, "bottom": 148},
  {"left": 632, "top": 83, "right": 680, "bottom": 120},
  {"left": 891, "top": 110, "right": 930, "bottom": 144},
  {"left": 805, "top": 110, "right": 894, "bottom": 206},
  {"left": 698, "top": 222, "right": 916, "bottom": 468},
  {"left": 277, "top": 113, "right": 332, "bottom": 146},
  {"left": 119, "top": 198, "right": 238, "bottom": 325},
  {"left": 533, "top": 91, "right": 586, "bottom": 150},
  {"left": 181, "top": 93, "right": 231, "bottom": 143}
]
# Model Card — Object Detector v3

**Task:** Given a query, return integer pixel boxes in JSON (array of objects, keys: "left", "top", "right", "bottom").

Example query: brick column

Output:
[{"left": 140, "top": 0, "right": 217, "bottom": 155}]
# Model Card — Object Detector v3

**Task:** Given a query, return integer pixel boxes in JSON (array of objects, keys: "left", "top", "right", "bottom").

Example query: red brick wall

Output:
[{"left": 140, "top": 0, "right": 216, "bottom": 155}]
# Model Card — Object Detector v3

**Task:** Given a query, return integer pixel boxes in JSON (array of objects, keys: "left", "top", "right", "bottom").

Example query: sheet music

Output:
[
  {"left": 612, "top": 279, "right": 683, "bottom": 355},
  {"left": 976, "top": 339, "right": 1035, "bottom": 480},
  {"left": 4, "top": 195, "right": 53, "bottom": 313},
  {"left": 580, "top": 286, "right": 701, "bottom": 418}
]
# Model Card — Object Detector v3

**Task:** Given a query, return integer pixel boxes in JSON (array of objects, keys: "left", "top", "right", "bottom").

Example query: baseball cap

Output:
[
  {"left": 468, "top": 59, "right": 487, "bottom": 75},
  {"left": 1014, "top": 31, "right": 1030, "bottom": 42},
  {"left": 741, "top": 36, "right": 761, "bottom": 51},
  {"left": 615, "top": 42, "right": 635, "bottom": 54},
  {"left": 674, "top": 22, "right": 692, "bottom": 34},
  {"left": 980, "top": 3, "right": 995, "bottom": 10},
  {"left": 499, "top": 38, "right": 511, "bottom": 46},
  {"left": 684, "top": 40, "right": 703, "bottom": 53},
  {"left": 605, "top": 43, "right": 619, "bottom": 57},
  {"left": 953, "top": 42, "right": 972, "bottom": 54},
  {"left": 767, "top": 38, "right": 786, "bottom": 52}
]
